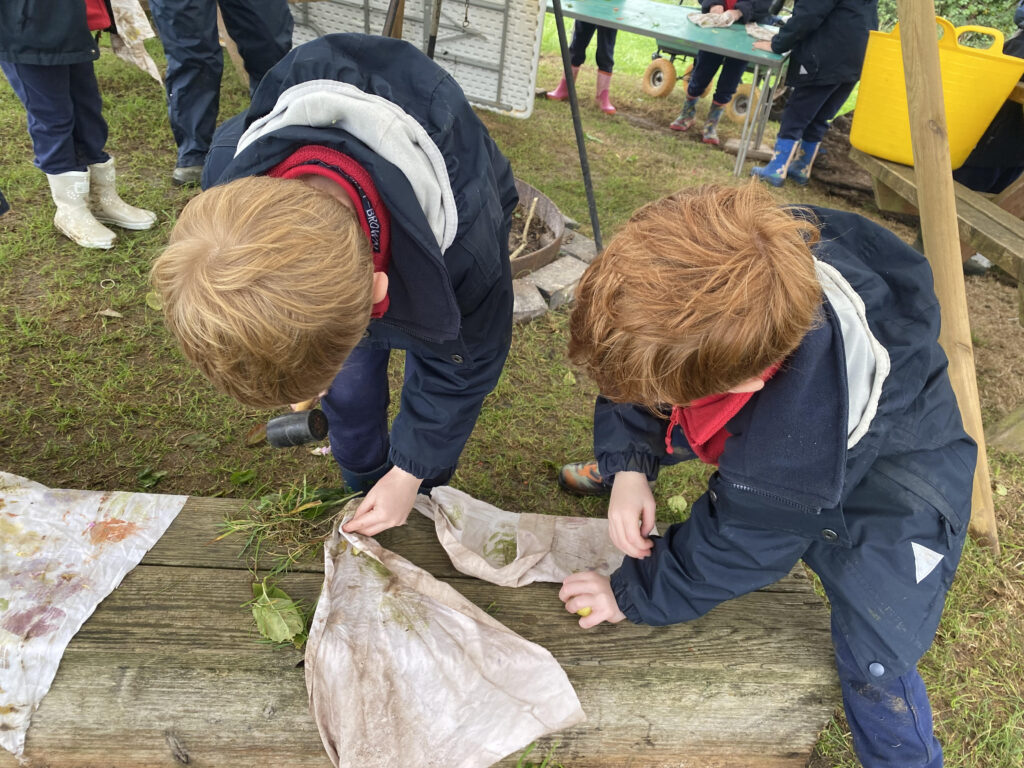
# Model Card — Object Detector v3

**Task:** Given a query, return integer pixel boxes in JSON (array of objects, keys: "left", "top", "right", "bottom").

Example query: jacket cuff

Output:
[
  {"left": 610, "top": 566, "right": 645, "bottom": 624},
  {"left": 388, "top": 445, "right": 455, "bottom": 484},
  {"left": 598, "top": 452, "right": 661, "bottom": 482}
]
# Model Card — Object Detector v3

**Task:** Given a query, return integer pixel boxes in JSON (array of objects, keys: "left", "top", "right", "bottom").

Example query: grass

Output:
[{"left": 0, "top": 22, "right": 1022, "bottom": 768}]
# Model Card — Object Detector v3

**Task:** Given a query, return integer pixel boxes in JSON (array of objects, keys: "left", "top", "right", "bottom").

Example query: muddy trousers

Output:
[{"left": 833, "top": 622, "right": 943, "bottom": 768}]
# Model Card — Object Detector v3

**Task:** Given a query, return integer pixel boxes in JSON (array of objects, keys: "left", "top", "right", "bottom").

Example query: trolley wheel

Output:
[
  {"left": 679, "top": 63, "right": 712, "bottom": 98},
  {"left": 642, "top": 58, "right": 677, "bottom": 98},
  {"left": 725, "top": 82, "right": 761, "bottom": 124}
]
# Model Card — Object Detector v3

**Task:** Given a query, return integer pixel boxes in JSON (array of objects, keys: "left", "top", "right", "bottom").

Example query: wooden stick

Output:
[
  {"left": 522, "top": 196, "right": 539, "bottom": 247},
  {"left": 896, "top": 0, "right": 999, "bottom": 554}
]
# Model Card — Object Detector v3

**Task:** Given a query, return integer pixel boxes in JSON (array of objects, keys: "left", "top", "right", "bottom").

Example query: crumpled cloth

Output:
[
  {"left": 0, "top": 472, "right": 187, "bottom": 756},
  {"left": 688, "top": 11, "right": 736, "bottom": 27},
  {"left": 746, "top": 22, "right": 779, "bottom": 42},
  {"left": 109, "top": 0, "right": 162, "bottom": 83},
  {"left": 305, "top": 509, "right": 585, "bottom": 768},
  {"left": 414, "top": 486, "right": 626, "bottom": 587}
]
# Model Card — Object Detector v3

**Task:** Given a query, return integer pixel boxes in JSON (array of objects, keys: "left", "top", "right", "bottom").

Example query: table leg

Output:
[
  {"left": 733, "top": 64, "right": 762, "bottom": 176},
  {"left": 551, "top": 0, "right": 603, "bottom": 250},
  {"left": 753, "top": 67, "right": 780, "bottom": 149}
]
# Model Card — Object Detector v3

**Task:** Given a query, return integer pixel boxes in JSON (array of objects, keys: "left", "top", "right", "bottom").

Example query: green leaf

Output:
[
  {"left": 144, "top": 291, "right": 163, "bottom": 311},
  {"left": 137, "top": 468, "right": 168, "bottom": 488},
  {"left": 667, "top": 495, "right": 688, "bottom": 517},
  {"left": 562, "top": 370, "right": 576, "bottom": 386},
  {"left": 251, "top": 580, "right": 306, "bottom": 644},
  {"left": 231, "top": 468, "right": 257, "bottom": 485},
  {"left": 995, "top": 484, "right": 1008, "bottom": 497}
]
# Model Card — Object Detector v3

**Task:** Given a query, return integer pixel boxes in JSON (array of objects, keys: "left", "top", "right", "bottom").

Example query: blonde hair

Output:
[
  {"left": 568, "top": 182, "right": 823, "bottom": 406},
  {"left": 151, "top": 176, "right": 374, "bottom": 408}
]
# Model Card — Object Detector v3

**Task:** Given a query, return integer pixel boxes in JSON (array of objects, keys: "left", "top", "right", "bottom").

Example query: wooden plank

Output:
[
  {"left": 851, "top": 148, "right": 1024, "bottom": 283},
  {"left": 147, "top": 497, "right": 820, "bottom": 598},
  {"left": 5, "top": 503, "right": 837, "bottom": 768},
  {"left": 1009, "top": 82, "right": 1024, "bottom": 105}
]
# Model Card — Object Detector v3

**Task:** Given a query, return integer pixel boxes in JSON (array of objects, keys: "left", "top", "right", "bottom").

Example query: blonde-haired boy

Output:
[
  {"left": 152, "top": 34, "right": 517, "bottom": 536},
  {"left": 559, "top": 183, "right": 972, "bottom": 768}
]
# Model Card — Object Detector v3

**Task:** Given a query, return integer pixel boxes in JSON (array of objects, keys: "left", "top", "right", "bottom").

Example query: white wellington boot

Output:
[
  {"left": 45, "top": 171, "right": 116, "bottom": 249},
  {"left": 88, "top": 157, "right": 157, "bottom": 230}
]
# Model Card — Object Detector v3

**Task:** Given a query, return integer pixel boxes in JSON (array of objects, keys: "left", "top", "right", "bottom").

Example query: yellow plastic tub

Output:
[{"left": 850, "top": 17, "right": 1024, "bottom": 169}]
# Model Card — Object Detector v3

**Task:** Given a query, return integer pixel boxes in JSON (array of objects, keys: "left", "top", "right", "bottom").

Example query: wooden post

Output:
[
  {"left": 216, "top": 7, "right": 249, "bottom": 90},
  {"left": 895, "top": 0, "right": 999, "bottom": 553}
]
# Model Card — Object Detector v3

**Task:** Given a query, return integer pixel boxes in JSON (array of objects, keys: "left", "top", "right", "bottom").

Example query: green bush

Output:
[{"left": 877, "top": 0, "right": 1018, "bottom": 35}]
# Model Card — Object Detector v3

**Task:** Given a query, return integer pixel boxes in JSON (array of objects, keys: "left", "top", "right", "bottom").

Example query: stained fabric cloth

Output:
[
  {"left": 205, "top": 34, "right": 517, "bottom": 484},
  {"left": 414, "top": 486, "right": 627, "bottom": 587},
  {"left": 305, "top": 509, "right": 585, "bottom": 768},
  {"left": 0, "top": 472, "right": 187, "bottom": 757}
]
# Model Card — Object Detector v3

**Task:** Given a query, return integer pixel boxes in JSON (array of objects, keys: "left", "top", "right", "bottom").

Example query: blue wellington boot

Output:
[
  {"left": 787, "top": 140, "right": 821, "bottom": 186},
  {"left": 751, "top": 138, "right": 799, "bottom": 187}
]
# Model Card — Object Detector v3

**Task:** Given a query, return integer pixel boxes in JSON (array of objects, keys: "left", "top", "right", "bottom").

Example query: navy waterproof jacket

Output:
[
  {"left": 598, "top": 207, "right": 976, "bottom": 682},
  {"left": 770, "top": 0, "right": 878, "bottom": 87},
  {"left": 204, "top": 34, "right": 518, "bottom": 482},
  {"left": 0, "top": 0, "right": 104, "bottom": 65}
]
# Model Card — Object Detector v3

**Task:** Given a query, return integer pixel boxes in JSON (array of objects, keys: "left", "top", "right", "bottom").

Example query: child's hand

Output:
[
  {"left": 709, "top": 3, "right": 725, "bottom": 11},
  {"left": 341, "top": 466, "right": 421, "bottom": 536},
  {"left": 559, "top": 571, "right": 627, "bottom": 628},
  {"left": 753, "top": 40, "right": 774, "bottom": 52},
  {"left": 608, "top": 471, "right": 656, "bottom": 559}
]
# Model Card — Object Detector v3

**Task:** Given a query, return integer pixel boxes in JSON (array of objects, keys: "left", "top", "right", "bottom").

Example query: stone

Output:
[
  {"left": 512, "top": 279, "right": 548, "bottom": 323},
  {"left": 560, "top": 232, "right": 598, "bottom": 264},
  {"left": 524, "top": 255, "right": 589, "bottom": 310}
]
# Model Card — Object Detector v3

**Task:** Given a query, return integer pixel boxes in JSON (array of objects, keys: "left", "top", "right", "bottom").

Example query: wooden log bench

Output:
[
  {"left": 849, "top": 146, "right": 1024, "bottom": 325},
  {"left": 0, "top": 496, "right": 838, "bottom": 768}
]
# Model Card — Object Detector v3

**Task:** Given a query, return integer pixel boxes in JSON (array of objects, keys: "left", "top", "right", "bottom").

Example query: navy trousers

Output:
[
  {"left": 319, "top": 343, "right": 453, "bottom": 493},
  {"left": 148, "top": 0, "right": 293, "bottom": 167},
  {"left": 0, "top": 60, "right": 109, "bottom": 174},
  {"left": 687, "top": 50, "right": 747, "bottom": 105},
  {"left": 778, "top": 81, "right": 857, "bottom": 142},
  {"left": 833, "top": 623, "right": 943, "bottom": 768},
  {"left": 569, "top": 22, "right": 617, "bottom": 72}
]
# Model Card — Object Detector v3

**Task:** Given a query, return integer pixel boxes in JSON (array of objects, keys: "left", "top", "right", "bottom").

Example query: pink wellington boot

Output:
[
  {"left": 595, "top": 70, "right": 616, "bottom": 114},
  {"left": 546, "top": 66, "right": 580, "bottom": 101}
]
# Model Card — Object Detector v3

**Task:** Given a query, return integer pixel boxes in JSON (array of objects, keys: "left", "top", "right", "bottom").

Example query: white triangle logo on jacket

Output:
[{"left": 911, "top": 542, "right": 943, "bottom": 583}]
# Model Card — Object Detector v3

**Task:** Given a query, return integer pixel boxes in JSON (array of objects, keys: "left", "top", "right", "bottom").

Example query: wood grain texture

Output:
[{"left": 3, "top": 497, "right": 838, "bottom": 768}]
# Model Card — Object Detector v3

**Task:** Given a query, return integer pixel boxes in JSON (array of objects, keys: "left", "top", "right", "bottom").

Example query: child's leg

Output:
[
  {"left": 781, "top": 81, "right": 855, "bottom": 184},
  {"left": 568, "top": 21, "right": 599, "bottom": 66},
  {"left": 710, "top": 55, "right": 746, "bottom": 106},
  {"left": 593, "top": 26, "right": 617, "bottom": 73},
  {"left": 216, "top": 0, "right": 293, "bottom": 94},
  {"left": 670, "top": 51, "right": 723, "bottom": 131},
  {"left": 320, "top": 344, "right": 393, "bottom": 492},
  {"left": 0, "top": 61, "right": 84, "bottom": 173},
  {"left": 832, "top": 622, "right": 943, "bottom": 768},
  {"left": 67, "top": 61, "right": 111, "bottom": 168},
  {"left": 148, "top": 0, "right": 222, "bottom": 171}
]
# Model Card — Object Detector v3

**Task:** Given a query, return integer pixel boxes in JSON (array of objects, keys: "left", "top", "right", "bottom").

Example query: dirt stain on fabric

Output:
[{"left": 87, "top": 518, "right": 141, "bottom": 545}]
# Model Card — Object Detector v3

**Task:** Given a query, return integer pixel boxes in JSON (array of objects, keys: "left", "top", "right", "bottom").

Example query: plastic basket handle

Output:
[
  {"left": 955, "top": 25, "right": 1005, "bottom": 52},
  {"left": 887, "top": 17, "right": 958, "bottom": 47}
]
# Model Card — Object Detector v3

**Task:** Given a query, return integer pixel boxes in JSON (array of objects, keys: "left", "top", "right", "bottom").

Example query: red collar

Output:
[
  {"left": 268, "top": 145, "right": 391, "bottom": 318},
  {"left": 666, "top": 363, "right": 781, "bottom": 465}
]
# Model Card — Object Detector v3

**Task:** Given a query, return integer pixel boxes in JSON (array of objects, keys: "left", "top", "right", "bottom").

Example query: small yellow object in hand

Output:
[{"left": 576, "top": 607, "right": 592, "bottom": 617}]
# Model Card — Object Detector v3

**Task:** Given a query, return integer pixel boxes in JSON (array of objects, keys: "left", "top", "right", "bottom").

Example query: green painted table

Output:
[{"left": 548, "top": 0, "right": 788, "bottom": 174}]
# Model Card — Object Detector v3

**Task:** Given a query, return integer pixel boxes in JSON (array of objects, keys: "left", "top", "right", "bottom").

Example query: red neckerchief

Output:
[
  {"left": 268, "top": 145, "right": 392, "bottom": 318},
  {"left": 665, "top": 363, "right": 781, "bottom": 465}
]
